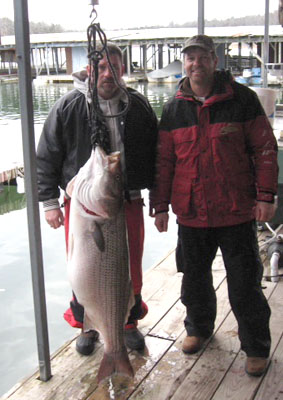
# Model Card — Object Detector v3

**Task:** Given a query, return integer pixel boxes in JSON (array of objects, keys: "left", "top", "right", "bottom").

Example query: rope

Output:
[{"left": 86, "top": 20, "right": 131, "bottom": 152}]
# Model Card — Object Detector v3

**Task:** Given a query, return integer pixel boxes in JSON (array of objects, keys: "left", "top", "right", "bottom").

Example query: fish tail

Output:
[{"left": 97, "top": 348, "right": 134, "bottom": 383}]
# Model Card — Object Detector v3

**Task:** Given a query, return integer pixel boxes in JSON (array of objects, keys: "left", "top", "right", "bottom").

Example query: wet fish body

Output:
[{"left": 67, "top": 146, "right": 134, "bottom": 382}]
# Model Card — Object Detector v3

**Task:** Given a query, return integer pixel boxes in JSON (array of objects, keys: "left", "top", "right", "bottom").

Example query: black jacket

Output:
[{"left": 37, "top": 87, "right": 158, "bottom": 201}]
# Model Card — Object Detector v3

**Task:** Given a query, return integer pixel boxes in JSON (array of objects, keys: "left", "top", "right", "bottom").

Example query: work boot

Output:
[
  {"left": 124, "top": 322, "right": 145, "bottom": 351},
  {"left": 182, "top": 336, "right": 205, "bottom": 354},
  {"left": 245, "top": 357, "right": 268, "bottom": 377},
  {"left": 76, "top": 329, "right": 99, "bottom": 356}
]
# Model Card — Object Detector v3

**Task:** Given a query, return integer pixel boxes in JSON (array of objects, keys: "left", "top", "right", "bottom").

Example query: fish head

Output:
[
  {"left": 90, "top": 146, "right": 124, "bottom": 218},
  {"left": 68, "top": 146, "right": 124, "bottom": 221}
]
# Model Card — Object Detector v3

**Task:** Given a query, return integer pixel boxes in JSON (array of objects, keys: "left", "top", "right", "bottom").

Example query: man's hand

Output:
[
  {"left": 255, "top": 201, "right": 277, "bottom": 222},
  {"left": 154, "top": 212, "right": 169, "bottom": 232},
  {"left": 45, "top": 208, "right": 64, "bottom": 229}
]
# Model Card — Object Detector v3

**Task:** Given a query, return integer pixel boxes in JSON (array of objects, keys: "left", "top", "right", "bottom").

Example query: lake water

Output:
[
  {"left": 0, "top": 79, "right": 282, "bottom": 397},
  {"left": 0, "top": 80, "right": 179, "bottom": 396}
]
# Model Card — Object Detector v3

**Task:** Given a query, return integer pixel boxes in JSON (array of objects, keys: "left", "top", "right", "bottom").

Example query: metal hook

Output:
[{"left": 89, "top": 6, "right": 98, "bottom": 22}]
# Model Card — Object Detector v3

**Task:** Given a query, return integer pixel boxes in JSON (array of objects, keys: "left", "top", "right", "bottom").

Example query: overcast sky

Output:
[{"left": 2, "top": 0, "right": 280, "bottom": 31}]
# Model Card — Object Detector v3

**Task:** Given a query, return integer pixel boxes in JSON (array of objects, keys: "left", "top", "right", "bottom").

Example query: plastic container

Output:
[{"left": 249, "top": 87, "right": 278, "bottom": 127}]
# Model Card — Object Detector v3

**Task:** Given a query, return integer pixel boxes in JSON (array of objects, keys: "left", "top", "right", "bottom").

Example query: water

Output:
[{"left": 0, "top": 80, "right": 178, "bottom": 396}]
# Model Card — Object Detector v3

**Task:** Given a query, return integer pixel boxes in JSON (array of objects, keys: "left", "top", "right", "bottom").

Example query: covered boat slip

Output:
[{"left": 2, "top": 235, "right": 283, "bottom": 400}]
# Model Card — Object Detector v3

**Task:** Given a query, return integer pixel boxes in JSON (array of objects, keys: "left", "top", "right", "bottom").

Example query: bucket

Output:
[{"left": 250, "top": 87, "right": 278, "bottom": 127}]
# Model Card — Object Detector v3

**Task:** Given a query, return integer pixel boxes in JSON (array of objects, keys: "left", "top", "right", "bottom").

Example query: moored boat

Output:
[{"left": 146, "top": 59, "right": 183, "bottom": 83}]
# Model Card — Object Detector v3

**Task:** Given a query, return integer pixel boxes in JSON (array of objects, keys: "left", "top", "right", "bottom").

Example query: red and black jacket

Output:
[{"left": 150, "top": 70, "right": 278, "bottom": 227}]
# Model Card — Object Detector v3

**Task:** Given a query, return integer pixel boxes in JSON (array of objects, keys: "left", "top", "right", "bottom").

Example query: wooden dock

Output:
[
  {"left": 2, "top": 227, "right": 283, "bottom": 400},
  {"left": 0, "top": 163, "right": 24, "bottom": 185},
  {"left": 32, "top": 72, "right": 147, "bottom": 85}
]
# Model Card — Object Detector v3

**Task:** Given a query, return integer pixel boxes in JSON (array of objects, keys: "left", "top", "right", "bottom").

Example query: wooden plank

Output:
[
  {"left": 140, "top": 253, "right": 226, "bottom": 335},
  {"left": 148, "top": 266, "right": 227, "bottom": 341},
  {"left": 37, "top": 336, "right": 171, "bottom": 400},
  {"left": 170, "top": 346, "right": 238, "bottom": 400},
  {"left": 255, "top": 336, "right": 283, "bottom": 400},
  {"left": 141, "top": 250, "right": 178, "bottom": 301},
  {"left": 85, "top": 336, "right": 173, "bottom": 400},
  {"left": 0, "top": 164, "right": 23, "bottom": 184},
  {"left": 3, "top": 250, "right": 179, "bottom": 400},
  {"left": 130, "top": 330, "right": 205, "bottom": 400},
  {"left": 2, "top": 339, "right": 103, "bottom": 400},
  {"left": 129, "top": 277, "right": 231, "bottom": 400},
  {"left": 169, "top": 281, "right": 276, "bottom": 400},
  {"left": 3, "top": 242, "right": 281, "bottom": 400},
  {"left": 138, "top": 272, "right": 183, "bottom": 333},
  {"left": 148, "top": 298, "right": 186, "bottom": 340},
  {"left": 210, "top": 280, "right": 279, "bottom": 400}
]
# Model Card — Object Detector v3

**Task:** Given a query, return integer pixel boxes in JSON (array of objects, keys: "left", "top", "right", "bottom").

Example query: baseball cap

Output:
[{"left": 182, "top": 35, "right": 215, "bottom": 54}]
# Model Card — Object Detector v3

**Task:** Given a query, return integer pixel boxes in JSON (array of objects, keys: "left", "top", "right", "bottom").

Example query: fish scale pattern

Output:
[{"left": 67, "top": 146, "right": 134, "bottom": 356}]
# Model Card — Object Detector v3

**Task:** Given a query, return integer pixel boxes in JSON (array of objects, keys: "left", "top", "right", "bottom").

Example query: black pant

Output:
[{"left": 177, "top": 220, "right": 271, "bottom": 358}]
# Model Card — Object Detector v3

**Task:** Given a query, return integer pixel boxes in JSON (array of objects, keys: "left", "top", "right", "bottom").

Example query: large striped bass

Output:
[{"left": 66, "top": 146, "right": 135, "bottom": 383}]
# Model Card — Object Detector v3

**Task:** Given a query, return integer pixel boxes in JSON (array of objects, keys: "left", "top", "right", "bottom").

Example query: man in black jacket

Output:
[{"left": 37, "top": 42, "right": 158, "bottom": 355}]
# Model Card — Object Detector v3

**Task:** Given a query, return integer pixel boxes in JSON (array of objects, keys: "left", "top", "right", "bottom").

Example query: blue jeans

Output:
[{"left": 177, "top": 220, "right": 271, "bottom": 358}]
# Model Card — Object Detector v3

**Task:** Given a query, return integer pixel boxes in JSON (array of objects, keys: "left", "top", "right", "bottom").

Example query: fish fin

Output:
[
  {"left": 93, "top": 222, "right": 105, "bottom": 252},
  {"left": 67, "top": 233, "right": 74, "bottom": 261},
  {"left": 66, "top": 175, "right": 76, "bottom": 197},
  {"left": 97, "top": 349, "right": 134, "bottom": 384}
]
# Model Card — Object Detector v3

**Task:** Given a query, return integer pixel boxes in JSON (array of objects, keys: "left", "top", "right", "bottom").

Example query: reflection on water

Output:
[
  {"left": 130, "top": 82, "right": 179, "bottom": 118},
  {"left": 0, "top": 82, "right": 73, "bottom": 122},
  {"left": 0, "top": 80, "right": 178, "bottom": 396}
]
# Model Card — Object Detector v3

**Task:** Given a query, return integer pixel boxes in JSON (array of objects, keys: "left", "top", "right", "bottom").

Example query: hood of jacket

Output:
[{"left": 72, "top": 69, "right": 89, "bottom": 95}]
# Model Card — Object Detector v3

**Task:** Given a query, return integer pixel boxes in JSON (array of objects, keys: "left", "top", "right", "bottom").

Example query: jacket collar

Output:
[{"left": 177, "top": 70, "right": 234, "bottom": 103}]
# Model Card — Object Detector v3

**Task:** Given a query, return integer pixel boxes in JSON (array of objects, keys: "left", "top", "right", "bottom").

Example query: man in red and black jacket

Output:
[{"left": 150, "top": 35, "right": 278, "bottom": 377}]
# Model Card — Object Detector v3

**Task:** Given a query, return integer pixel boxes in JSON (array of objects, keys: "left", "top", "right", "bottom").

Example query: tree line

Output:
[
  {"left": 0, "top": 18, "right": 65, "bottom": 36},
  {"left": 0, "top": 10, "right": 280, "bottom": 36},
  {"left": 168, "top": 11, "right": 279, "bottom": 28}
]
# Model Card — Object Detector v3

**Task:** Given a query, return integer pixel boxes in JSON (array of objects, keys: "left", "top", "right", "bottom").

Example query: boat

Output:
[
  {"left": 235, "top": 64, "right": 283, "bottom": 87},
  {"left": 146, "top": 60, "right": 183, "bottom": 83},
  {"left": 266, "top": 63, "right": 283, "bottom": 86},
  {"left": 235, "top": 67, "right": 263, "bottom": 86}
]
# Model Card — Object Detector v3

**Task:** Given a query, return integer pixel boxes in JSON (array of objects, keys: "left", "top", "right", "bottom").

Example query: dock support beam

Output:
[
  {"left": 158, "top": 44, "right": 163, "bottom": 69},
  {"left": 198, "top": 0, "right": 204, "bottom": 34},
  {"left": 127, "top": 45, "right": 131, "bottom": 78},
  {"left": 13, "top": 0, "right": 51, "bottom": 382},
  {"left": 263, "top": 0, "right": 270, "bottom": 87}
]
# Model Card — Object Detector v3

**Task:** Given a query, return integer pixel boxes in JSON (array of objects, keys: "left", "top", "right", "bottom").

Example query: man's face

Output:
[
  {"left": 93, "top": 53, "right": 125, "bottom": 100},
  {"left": 184, "top": 47, "right": 218, "bottom": 86}
]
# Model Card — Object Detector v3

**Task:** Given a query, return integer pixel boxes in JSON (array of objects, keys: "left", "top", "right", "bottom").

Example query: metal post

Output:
[
  {"left": 13, "top": 0, "right": 51, "bottom": 382},
  {"left": 45, "top": 45, "right": 50, "bottom": 75},
  {"left": 198, "top": 0, "right": 205, "bottom": 35},
  {"left": 263, "top": 0, "right": 270, "bottom": 87},
  {"left": 127, "top": 44, "right": 131, "bottom": 78},
  {"left": 158, "top": 44, "right": 163, "bottom": 69}
]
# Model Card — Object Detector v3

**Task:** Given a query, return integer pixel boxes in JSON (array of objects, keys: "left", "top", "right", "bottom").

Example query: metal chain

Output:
[{"left": 86, "top": 16, "right": 131, "bottom": 152}]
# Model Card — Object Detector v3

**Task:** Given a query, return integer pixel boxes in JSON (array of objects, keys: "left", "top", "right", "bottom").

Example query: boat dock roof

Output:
[
  {"left": 2, "top": 229, "right": 283, "bottom": 400},
  {"left": 0, "top": 25, "right": 282, "bottom": 50}
]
